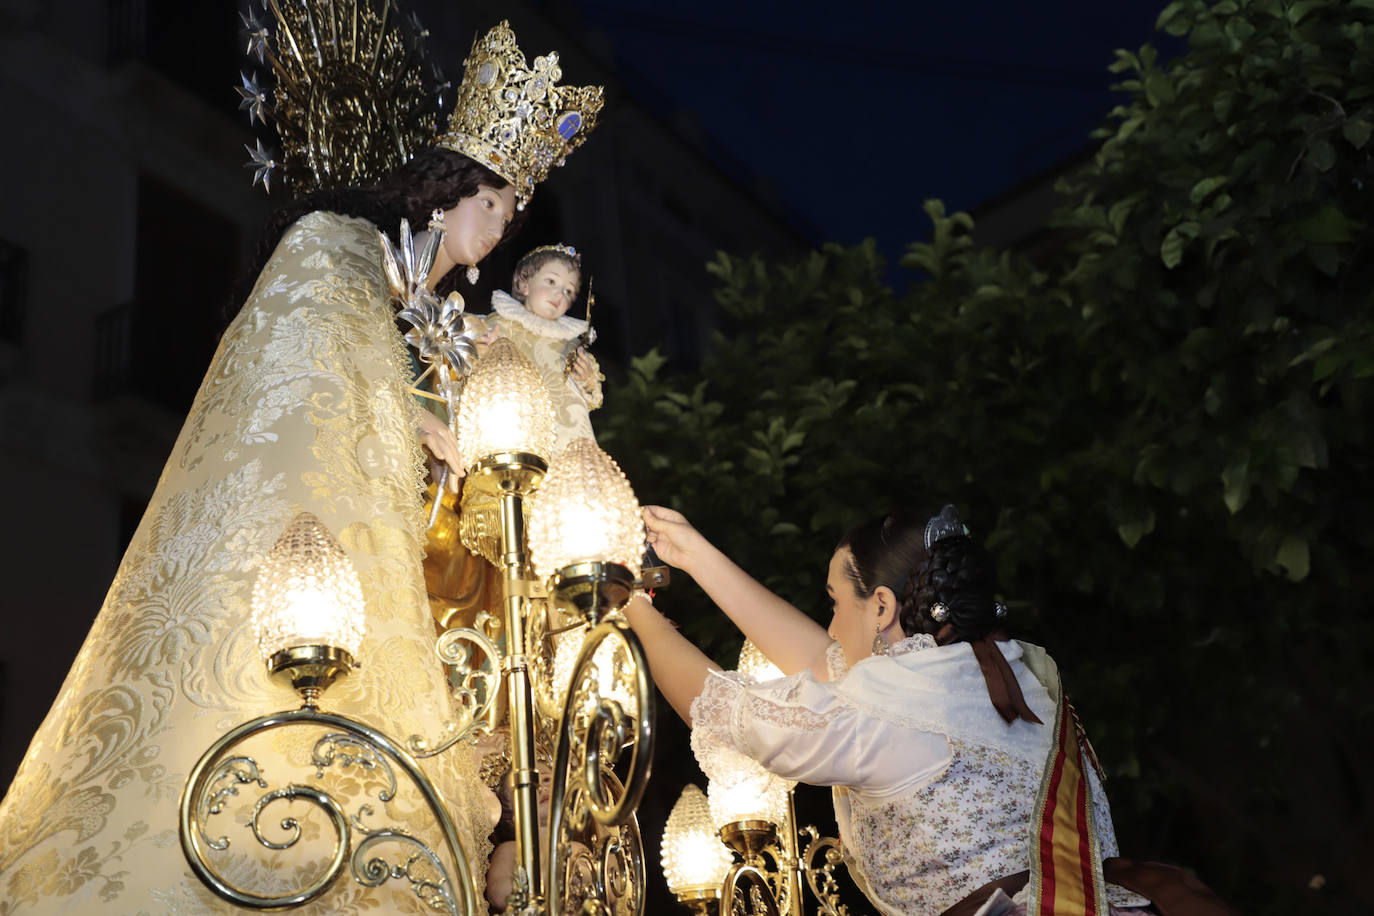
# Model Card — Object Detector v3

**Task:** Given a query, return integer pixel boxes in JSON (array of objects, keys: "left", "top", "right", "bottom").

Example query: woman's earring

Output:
[
  {"left": 466, "top": 265, "right": 480, "bottom": 285},
  {"left": 871, "top": 627, "right": 890, "bottom": 657},
  {"left": 994, "top": 601, "right": 1008, "bottom": 619},
  {"left": 929, "top": 602, "right": 950, "bottom": 623}
]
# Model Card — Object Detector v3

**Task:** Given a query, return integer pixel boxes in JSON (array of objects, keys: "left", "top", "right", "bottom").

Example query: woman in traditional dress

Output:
[
  {"left": 0, "top": 18, "right": 602, "bottom": 913},
  {"left": 628, "top": 505, "right": 1236, "bottom": 916}
]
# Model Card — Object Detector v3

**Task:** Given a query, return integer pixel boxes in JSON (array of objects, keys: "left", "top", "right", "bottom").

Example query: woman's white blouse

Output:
[{"left": 689, "top": 636, "right": 1123, "bottom": 916}]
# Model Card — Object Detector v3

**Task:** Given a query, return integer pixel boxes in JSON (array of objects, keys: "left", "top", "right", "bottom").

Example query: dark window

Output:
[
  {"left": 0, "top": 240, "right": 28, "bottom": 345},
  {"left": 93, "top": 302, "right": 134, "bottom": 395},
  {"left": 106, "top": 0, "right": 147, "bottom": 65},
  {"left": 130, "top": 174, "right": 239, "bottom": 412}
]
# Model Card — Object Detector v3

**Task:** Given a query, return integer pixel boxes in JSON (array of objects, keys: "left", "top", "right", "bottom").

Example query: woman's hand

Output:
[
  {"left": 643, "top": 505, "right": 710, "bottom": 572},
  {"left": 417, "top": 409, "right": 464, "bottom": 491}
]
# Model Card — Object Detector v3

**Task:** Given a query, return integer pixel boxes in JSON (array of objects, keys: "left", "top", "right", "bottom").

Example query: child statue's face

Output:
[{"left": 517, "top": 260, "right": 581, "bottom": 321}]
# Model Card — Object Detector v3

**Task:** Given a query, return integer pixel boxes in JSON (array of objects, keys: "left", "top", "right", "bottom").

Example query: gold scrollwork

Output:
[
  {"left": 178, "top": 708, "right": 478, "bottom": 914},
  {"left": 800, "top": 826, "right": 855, "bottom": 916},
  {"left": 412, "top": 615, "right": 505, "bottom": 757},
  {"left": 726, "top": 863, "right": 782, "bottom": 916},
  {"left": 543, "top": 618, "right": 653, "bottom": 914}
]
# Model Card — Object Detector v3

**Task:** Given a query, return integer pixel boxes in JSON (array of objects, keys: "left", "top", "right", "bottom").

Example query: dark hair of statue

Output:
[
  {"left": 230, "top": 149, "right": 527, "bottom": 321},
  {"left": 836, "top": 513, "right": 1003, "bottom": 643},
  {"left": 510, "top": 248, "right": 582, "bottom": 304}
]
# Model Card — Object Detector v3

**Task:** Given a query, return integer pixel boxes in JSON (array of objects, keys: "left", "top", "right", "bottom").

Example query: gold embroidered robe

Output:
[{"left": 0, "top": 212, "right": 494, "bottom": 914}]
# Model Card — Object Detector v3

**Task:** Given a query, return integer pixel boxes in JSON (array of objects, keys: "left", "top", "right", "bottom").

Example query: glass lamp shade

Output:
[
  {"left": 737, "top": 639, "right": 785, "bottom": 684},
  {"left": 661, "top": 784, "right": 733, "bottom": 896},
  {"left": 707, "top": 746, "right": 790, "bottom": 827},
  {"left": 551, "top": 626, "right": 638, "bottom": 718},
  {"left": 455, "top": 337, "right": 556, "bottom": 469},
  {"left": 250, "top": 512, "right": 366, "bottom": 663},
  {"left": 528, "top": 438, "right": 644, "bottom": 578}
]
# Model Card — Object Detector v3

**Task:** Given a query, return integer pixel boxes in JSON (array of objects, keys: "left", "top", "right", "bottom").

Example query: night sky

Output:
[{"left": 553, "top": 0, "right": 1182, "bottom": 268}]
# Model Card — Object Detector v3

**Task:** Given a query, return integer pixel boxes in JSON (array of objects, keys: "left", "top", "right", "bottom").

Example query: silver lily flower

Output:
[
  {"left": 378, "top": 216, "right": 445, "bottom": 305},
  {"left": 381, "top": 214, "right": 481, "bottom": 528},
  {"left": 399, "top": 291, "right": 480, "bottom": 380},
  {"left": 381, "top": 214, "right": 481, "bottom": 379}
]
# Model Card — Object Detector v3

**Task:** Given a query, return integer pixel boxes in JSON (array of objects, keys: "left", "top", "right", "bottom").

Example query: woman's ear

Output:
[
  {"left": 873, "top": 586, "right": 899, "bottom": 629},
  {"left": 513, "top": 276, "right": 528, "bottom": 297}
]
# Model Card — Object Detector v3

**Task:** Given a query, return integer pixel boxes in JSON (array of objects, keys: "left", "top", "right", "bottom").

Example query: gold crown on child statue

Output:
[{"left": 436, "top": 20, "right": 604, "bottom": 208}]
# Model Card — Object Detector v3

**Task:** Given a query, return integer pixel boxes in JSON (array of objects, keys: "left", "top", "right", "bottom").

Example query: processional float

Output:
[
  {"left": 178, "top": 130, "right": 655, "bottom": 910},
  {"left": 188, "top": 0, "right": 862, "bottom": 911}
]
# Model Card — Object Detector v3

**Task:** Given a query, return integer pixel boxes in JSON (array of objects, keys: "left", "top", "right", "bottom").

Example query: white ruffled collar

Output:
[
  {"left": 888, "top": 633, "right": 939, "bottom": 656},
  {"left": 490, "top": 289, "right": 587, "bottom": 341}
]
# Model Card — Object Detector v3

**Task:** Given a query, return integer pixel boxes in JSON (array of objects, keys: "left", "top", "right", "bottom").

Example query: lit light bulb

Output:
[
  {"left": 250, "top": 512, "right": 366, "bottom": 663},
  {"left": 528, "top": 438, "right": 644, "bottom": 578},
  {"left": 736, "top": 639, "right": 784, "bottom": 684},
  {"left": 455, "top": 337, "right": 556, "bottom": 468},
  {"left": 707, "top": 746, "right": 790, "bottom": 828},
  {"left": 661, "top": 784, "right": 732, "bottom": 895}
]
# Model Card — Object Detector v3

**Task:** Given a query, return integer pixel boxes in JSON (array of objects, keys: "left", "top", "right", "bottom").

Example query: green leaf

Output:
[
  {"left": 1108, "top": 199, "right": 1135, "bottom": 235},
  {"left": 1295, "top": 205, "right": 1361, "bottom": 243},
  {"left": 1308, "top": 139, "right": 1336, "bottom": 172},
  {"left": 1275, "top": 536, "right": 1310, "bottom": 581},
  {"left": 1343, "top": 118, "right": 1373, "bottom": 149},
  {"left": 1156, "top": 1, "right": 1191, "bottom": 35},
  {"left": 1145, "top": 72, "right": 1177, "bottom": 107},
  {"left": 1117, "top": 509, "right": 1156, "bottom": 548},
  {"left": 1222, "top": 460, "right": 1250, "bottom": 514},
  {"left": 1160, "top": 222, "right": 1200, "bottom": 269},
  {"left": 1287, "top": 0, "right": 1323, "bottom": 23},
  {"left": 1189, "top": 175, "right": 1229, "bottom": 205}
]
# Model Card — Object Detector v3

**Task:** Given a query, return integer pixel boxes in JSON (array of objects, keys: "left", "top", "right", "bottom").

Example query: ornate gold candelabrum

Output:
[
  {"left": 660, "top": 642, "right": 864, "bottom": 916},
  {"left": 179, "top": 341, "right": 655, "bottom": 915}
]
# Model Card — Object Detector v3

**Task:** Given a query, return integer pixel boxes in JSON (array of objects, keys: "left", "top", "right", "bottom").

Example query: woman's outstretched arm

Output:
[
  {"left": 643, "top": 506, "right": 832, "bottom": 677},
  {"left": 622, "top": 594, "right": 715, "bottom": 724}
]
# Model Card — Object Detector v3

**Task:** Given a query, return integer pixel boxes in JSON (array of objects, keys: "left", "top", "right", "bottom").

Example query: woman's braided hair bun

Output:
[{"left": 902, "top": 505, "right": 1001, "bottom": 640}]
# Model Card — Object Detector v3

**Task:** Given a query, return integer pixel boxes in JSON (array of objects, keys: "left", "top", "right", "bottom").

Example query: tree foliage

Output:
[{"left": 598, "top": 2, "right": 1374, "bottom": 913}]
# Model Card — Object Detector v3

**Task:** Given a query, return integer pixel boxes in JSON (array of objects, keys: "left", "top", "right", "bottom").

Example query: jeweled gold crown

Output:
[{"left": 436, "top": 21, "right": 604, "bottom": 208}]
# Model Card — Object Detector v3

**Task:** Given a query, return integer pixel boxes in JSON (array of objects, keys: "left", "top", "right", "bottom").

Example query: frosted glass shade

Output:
[
  {"left": 737, "top": 639, "right": 785, "bottom": 684},
  {"left": 250, "top": 512, "right": 366, "bottom": 662},
  {"left": 551, "top": 626, "right": 638, "bottom": 718},
  {"left": 661, "top": 784, "right": 732, "bottom": 895},
  {"left": 455, "top": 337, "right": 556, "bottom": 469},
  {"left": 707, "top": 747, "right": 790, "bottom": 827},
  {"left": 528, "top": 438, "right": 644, "bottom": 578}
]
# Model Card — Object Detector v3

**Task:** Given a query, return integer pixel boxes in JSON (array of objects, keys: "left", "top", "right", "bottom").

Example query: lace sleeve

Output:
[
  {"left": 825, "top": 641, "right": 848, "bottom": 681},
  {"left": 690, "top": 667, "right": 938, "bottom": 793},
  {"left": 690, "top": 668, "right": 746, "bottom": 760}
]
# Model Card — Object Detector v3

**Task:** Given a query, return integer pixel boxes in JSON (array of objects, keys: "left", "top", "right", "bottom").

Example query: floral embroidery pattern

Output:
[{"left": 0, "top": 212, "right": 494, "bottom": 912}]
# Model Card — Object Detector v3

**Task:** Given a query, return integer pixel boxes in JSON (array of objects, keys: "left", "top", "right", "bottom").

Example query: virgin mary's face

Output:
[{"left": 441, "top": 184, "right": 517, "bottom": 267}]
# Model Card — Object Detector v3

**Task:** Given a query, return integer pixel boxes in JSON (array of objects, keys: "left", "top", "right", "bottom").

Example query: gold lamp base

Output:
[
  {"left": 466, "top": 451, "right": 548, "bottom": 497},
  {"left": 720, "top": 819, "right": 779, "bottom": 863},
  {"left": 674, "top": 887, "right": 721, "bottom": 915},
  {"left": 550, "top": 561, "right": 635, "bottom": 624},
  {"left": 267, "top": 645, "right": 355, "bottom": 709}
]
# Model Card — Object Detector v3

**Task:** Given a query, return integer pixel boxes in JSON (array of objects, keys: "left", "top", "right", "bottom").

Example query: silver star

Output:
[
  {"left": 244, "top": 138, "right": 276, "bottom": 192},
  {"left": 239, "top": 9, "right": 269, "bottom": 64},
  {"left": 235, "top": 71, "right": 268, "bottom": 126}
]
